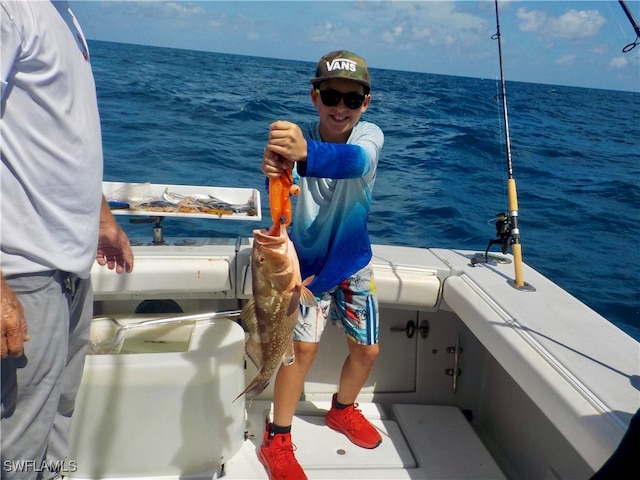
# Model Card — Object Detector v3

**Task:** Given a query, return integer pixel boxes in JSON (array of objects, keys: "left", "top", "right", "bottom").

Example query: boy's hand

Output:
[
  {"left": 265, "top": 121, "right": 307, "bottom": 163},
  {"left": 262, "top": 149, "right": 294, "bottom": 178}
]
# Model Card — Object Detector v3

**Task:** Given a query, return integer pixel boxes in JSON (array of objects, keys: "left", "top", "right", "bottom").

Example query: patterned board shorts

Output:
[{"left": 294, "top": 263, "right": 379, "bottom": 345}]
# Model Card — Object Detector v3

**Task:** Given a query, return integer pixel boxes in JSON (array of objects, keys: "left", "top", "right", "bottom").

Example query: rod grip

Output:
[
  {"left": 512, "top": 242, "right": 525, "bottom": 287},
  {"left": 507, "top": 178, "right": 519, "bottom": 211},
  {"left": 507, "top": 178, "right": 525, "bottom": 287}
]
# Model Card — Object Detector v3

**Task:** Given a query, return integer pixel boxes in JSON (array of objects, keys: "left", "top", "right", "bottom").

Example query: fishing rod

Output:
[
  {"left": 618, "top": 0, "right": 640, "bottom": 52},
  {"left": 489, "top": 0, "right": 528, "bottom": 290}
]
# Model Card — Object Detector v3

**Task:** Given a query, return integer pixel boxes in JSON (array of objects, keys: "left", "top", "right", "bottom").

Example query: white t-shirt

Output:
[{"left": 1, "top": 0, "right": 103, "bottom": 277}]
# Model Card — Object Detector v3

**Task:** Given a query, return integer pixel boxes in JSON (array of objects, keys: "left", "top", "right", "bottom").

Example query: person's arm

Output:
[
  {"left": 298, "top": 140, "right": 369, "bottom": 178},
  {"left": 263, "top": 120, "right": 381, "bottom": 179}
]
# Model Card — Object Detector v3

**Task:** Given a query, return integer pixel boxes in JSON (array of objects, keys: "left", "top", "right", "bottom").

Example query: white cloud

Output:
[
  {"left": 308, "top": 21, "right": 350, "bottom": 43},
  {"left": 555, "top": 54, "right": 576, "bottom": 66},
  {"left": 370, "top": 2, "right": 488, "bottom": 54},
  {"left": 548, "top": 9, "right": 605, "bottom": 39},
  {"left": 517, "top": 7, "right": 605, "bottom": 40},
  {"left": 382, "top": 23, "right": 406, "bottom": 44},
  {"left": 209, "top": 14, "right": 226, "bottom": 29},
  {"left": 517, "top": 7, "right": 546, "bottom": 33},
  {"left": 609, "top": 57, "right": 628, "bottom": 68},
  {"left": 589, "top": 44, "right": 609, "bottom": 55},
  {"left": 443, "top": 33, "right": 456, "bottom": 49},
  {"left": 163, "top": 2, "right": 204, "bottom": 17},
  {"left": 410, "top": 25, "right": 432, "bottom": 41}
]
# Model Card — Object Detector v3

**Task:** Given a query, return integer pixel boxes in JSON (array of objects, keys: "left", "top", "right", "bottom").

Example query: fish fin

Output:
[
  {"left": 287, "top": 284, "right": 317, "bottom": 316},
  {"left": 287, "top": 289, "right": 301, "bottom": 316},
  {"left": 299, "top": 286, "right": 318, "bottom": 308},
  {"left": 245, "top": 337, "right": 264, "bottom": 370},
  {"left": 240, "top": 299, "right": 257, "bottom": 331},
  {"left": 290, "top": 275, "right": 318, "bottom": 310},
  {"left": 282, "top": 337, "right": 295, "bottom": 366},
  {"left": 233, "top": 377, "right": 270, "bottom": 402},
  {"left": 240, "top": 299, "right": 264, "bottom": 369}
]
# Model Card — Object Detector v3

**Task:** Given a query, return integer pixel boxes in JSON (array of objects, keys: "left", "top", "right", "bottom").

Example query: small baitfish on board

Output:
[
  {"left": 162, "top": 188, "right": 257, "bottom": 215},
  {"left": 235, "top": 222, "right": 316, "bottom": 400}
]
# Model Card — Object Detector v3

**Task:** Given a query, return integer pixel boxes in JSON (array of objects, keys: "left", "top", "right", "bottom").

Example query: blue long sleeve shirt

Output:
[{"left": 292, "top": 121, "right": 384, "bottom": 295}]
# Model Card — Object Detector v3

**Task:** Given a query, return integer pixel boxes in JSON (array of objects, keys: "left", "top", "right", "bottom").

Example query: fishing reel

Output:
[
  {"left": 489, "top": 212, "right": 513, "bottom": 254},
  {"left": 472, "top": 212, "right": 514, "bottom": 265}
]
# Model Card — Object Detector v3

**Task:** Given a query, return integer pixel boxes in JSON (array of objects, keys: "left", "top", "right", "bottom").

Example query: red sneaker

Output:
[
  {"left": 326, "top": 394, "right": 382, "bottom": 449},
  {"left": 258, "top": 424, "right": 308, "bottom": 480}
]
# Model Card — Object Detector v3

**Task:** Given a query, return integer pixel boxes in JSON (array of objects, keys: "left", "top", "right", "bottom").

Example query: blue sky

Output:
[{"left": 70, "top": 1, "right": 640, "bottom": 92}]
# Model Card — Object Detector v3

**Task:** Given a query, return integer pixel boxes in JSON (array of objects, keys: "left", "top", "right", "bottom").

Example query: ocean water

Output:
[{"left": 89, "top": 40, "right": 640, "bottom": 341}]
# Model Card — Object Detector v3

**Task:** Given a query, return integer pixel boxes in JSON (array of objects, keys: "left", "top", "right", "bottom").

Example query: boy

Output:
[{"left": 260, "top": 50, "right": 384, "bottom": 480}]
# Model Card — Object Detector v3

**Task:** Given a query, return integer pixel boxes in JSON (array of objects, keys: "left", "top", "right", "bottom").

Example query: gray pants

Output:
[{"left": 1, "top": 271, "right": 92, "bottom": 480}]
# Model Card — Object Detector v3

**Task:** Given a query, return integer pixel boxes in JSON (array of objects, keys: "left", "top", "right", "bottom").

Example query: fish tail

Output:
[{"left": 233, "top": 377, "right": 270, "bottom": 402}]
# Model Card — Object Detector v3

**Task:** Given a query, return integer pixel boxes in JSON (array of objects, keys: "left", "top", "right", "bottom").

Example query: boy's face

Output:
[{"left": 311, "top": 78, "right": 370, "bottom": 143}]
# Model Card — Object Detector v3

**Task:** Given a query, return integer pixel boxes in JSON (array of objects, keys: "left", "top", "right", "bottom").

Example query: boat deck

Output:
[
  {"left": 220, "top": 401, "right": 505, "bottom": 479},
  {"left": 82, "top": 237, "right": 638, "bottom": 478}
]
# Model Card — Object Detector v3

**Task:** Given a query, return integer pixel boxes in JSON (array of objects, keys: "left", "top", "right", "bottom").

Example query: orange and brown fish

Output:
[{"left": 236, "top": 222, "right": 316, "bottom": 400}]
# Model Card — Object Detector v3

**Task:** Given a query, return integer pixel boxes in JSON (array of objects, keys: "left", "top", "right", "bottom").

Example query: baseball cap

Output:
[{"left": 310, "top": 50, "right": 371, "bottom": 89}]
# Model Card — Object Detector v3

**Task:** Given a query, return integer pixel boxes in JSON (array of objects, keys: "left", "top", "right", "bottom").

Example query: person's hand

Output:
[
  {"left": 265, "top": 121, "right": 307, "bottom": 164},
  {"left": 262, "top": 148, "right": 294, "bottom": 178},
  {"left": 95, "top": 197, "right": 134, "bottom": 274},
  {"left": 1, "top": 277, "right": 29, "bottom": 359}
]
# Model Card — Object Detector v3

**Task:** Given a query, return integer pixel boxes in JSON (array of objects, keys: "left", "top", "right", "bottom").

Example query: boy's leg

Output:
[
  {"left": 272, "top": 296, "right": 329, "bottom": 427},
  {"left": 336, "top": 341, "right": 379, "bottom": 405},
  {"left": 333, "top": 263, "right": 380, "bottom": 404},
  {"left": 259, "top": 299, "right": 327, "bottom": 480},
  {"left": 326, "top": 264, "right": 382, "bottom": 448},
  {"left": 259, "top": 341, "right": 318, "bottom": 480},
  {"left": 272, "top": 340, "right": 318, "bottom": 427}
]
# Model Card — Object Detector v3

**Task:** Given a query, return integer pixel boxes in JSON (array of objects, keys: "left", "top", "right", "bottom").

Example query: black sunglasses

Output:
[{"left": 315, "top": 89, "right": 367, "bottom": 109}]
